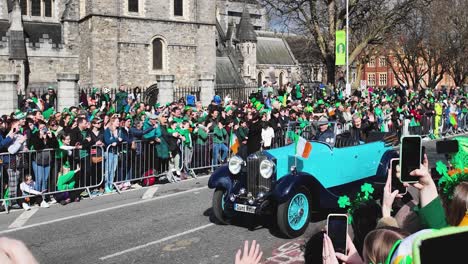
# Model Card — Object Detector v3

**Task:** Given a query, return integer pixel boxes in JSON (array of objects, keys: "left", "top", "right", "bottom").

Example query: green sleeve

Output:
[
  {"left": 414, "top": 196, "right": 448, "bottom": 229},
  {"left": 198, "top": 128, "right": 208, "bottom": 140},
  {"left": 57, "top": 171, "right": 76, "bottom": 191},
  {"left": 214, "top": 126, "right": 222, "bottom": 137}
]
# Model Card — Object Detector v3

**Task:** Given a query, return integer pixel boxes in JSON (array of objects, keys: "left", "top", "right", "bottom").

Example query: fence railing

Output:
[
  {"left": 173, "top": 86, "right": 201, "bottom": 104},
  {"left": 0, "top": 145, "right": 104, "bottom": 213},
  {"left": 2, "top": 116, "right": 467, "bottom": 213},
  {"left": 214, "top": 83, "right": 259, "bottom": 103}
]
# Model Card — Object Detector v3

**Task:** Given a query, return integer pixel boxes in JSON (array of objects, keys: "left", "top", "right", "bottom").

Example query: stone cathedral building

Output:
[{"left": 0, "top": 0, "right": 320, "bottom": 111}]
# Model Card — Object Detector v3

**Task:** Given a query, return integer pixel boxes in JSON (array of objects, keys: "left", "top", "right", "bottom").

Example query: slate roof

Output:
[
  {"left": 285, "top": 36, "right": 323, "bottom": 64},
  {"left": 236, "top": 8, "right": 257, "bottom": 42},
  {"left": 216, "top": 57, "right": 244, "bottom": 85},
  {"left": 23, "top": 22, "right": 62, "bottom": 46},
  {"left": 256, "top": 37, "right": 296, "bottom": 65}
]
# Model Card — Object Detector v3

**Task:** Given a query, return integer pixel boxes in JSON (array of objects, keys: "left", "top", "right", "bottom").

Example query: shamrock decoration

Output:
[
  {"left": 336, "top": 183, "right": 375, "bottom": 224},
  {"left": 361, "top": 183, "right": 374, "bottom": 199},
  {"left": 338, "top": 196, "right": 351, "bottom": 208}
]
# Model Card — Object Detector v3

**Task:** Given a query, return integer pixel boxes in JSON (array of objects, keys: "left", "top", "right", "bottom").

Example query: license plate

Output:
[{"left": 234, "top": 204, "right": 256, "bottom": 214}]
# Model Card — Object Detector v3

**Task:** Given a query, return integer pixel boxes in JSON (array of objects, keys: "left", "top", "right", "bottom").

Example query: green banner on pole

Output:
[{"left": 335, "top": 30, "right": 346, "bottom": 66}]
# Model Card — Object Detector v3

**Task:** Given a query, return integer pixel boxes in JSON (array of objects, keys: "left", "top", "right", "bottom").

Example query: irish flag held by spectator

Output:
[
  {"left": 230, "top": 132, "right": 240, "bottom": 154},
  {"left": 295, "top": 136, "right": 312, "bottom": 158}
]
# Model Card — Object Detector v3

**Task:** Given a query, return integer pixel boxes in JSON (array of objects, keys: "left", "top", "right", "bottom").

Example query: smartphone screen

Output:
[
  {"left": 400, "top": 136, "right": 421, "bottom": 182},
  {"left": 419, "top": 230, "right": 468, "bottom": 264},
  {"left": 436, "top": 140, "right": 459, "bottom": 154},
  {"left": 327, "top": 214, "right": 347, "bottom": 254},
  {"left": 390, "top": 159, "right": 406, "bottom": 194}
]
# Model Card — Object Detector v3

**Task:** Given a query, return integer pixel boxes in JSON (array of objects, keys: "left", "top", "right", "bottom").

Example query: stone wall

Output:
[
  {"left": 217, "top": 0, "right": 267, "bottom": 32},
  {"left": 87, "top": 13, "right": 215, "bottom": 88},
  {"left": 78, "top": 18, "right": 92, "bottom": 87}
]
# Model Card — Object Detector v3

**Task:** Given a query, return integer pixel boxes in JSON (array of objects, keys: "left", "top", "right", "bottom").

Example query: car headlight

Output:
[
  {"left": 259, "top": 159, "right": 275, "bottom": 179},
  {"left": 228, "top": 156, "right": 244, "bottom": 175}
]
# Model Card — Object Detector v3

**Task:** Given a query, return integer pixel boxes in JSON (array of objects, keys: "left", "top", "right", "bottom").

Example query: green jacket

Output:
[
  {"left": 195, "top": 128, "right": 208, "bottom": 145},
  {"left": 295, "top": 84, "right": 302, "bottom": 99},
  {"left": 237, "top": 127, "right": 249, "bottom": 142},
  {"left": 178, "top": 128, "right": 192, "bottom": 148},
  {"left": 57, "top": 171, "right": 76, "bottom": 191},
  {"left": 213, "top": 125, "right": 227, "bottom": 144},
  {"left": 414, "top": 196, "right": 448, "bottom": 229}
]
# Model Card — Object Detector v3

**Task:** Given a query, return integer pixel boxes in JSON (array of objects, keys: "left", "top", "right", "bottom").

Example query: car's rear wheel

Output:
[
  {"left": 277, "top": 187, "right": 311, "bottom": 238},
  {"left": 212, "top": 188, "right": 230, "bottom": 225}
]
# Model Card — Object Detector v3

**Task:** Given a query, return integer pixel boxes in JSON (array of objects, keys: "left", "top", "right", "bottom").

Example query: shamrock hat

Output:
[
  {"left": 42, "top": 107, "right": 55, "bottom": 120},
  {"left": 14, "top": 110, "right": 26, "bottom": 120}
]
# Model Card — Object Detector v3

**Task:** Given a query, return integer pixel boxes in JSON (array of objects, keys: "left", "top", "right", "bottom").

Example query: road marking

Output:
[
  {"left": 141, "top": 186, "right": 159, "bottom": 200},
  {"left": 8, "top": 208, "right": 39, "bottom": 229},
  {"left": 0, "top": 186, "right": 209, "bottom": 235},
  {"left": 100, "top": 223, "right": 214, "bottom": 260}
]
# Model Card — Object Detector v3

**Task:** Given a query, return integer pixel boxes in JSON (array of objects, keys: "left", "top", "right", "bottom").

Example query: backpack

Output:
[
  {"left": 142, "top": 170, "right": 156, "bottom": 186},
  {"left": 186, "top": 94, "right": 196, "bottom": 106}
]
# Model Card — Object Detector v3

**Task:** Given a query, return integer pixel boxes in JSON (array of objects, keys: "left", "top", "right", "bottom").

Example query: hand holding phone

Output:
[
  {"left": 390, "top": 158, "right": 407, "bottom": 195},
  {"left": 399, "top": 136, "right": 422, "bottom": 183},
  {"left": 384, "top": 159, "right": 405, "bottom": 218},
  {"left": 327, "top": 214, "right": 348, "bottom": 254}
]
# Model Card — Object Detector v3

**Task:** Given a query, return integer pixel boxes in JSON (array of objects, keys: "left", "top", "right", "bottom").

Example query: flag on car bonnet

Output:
[{"left": 295, "top": 136, "right": 312, "bottom": 158}]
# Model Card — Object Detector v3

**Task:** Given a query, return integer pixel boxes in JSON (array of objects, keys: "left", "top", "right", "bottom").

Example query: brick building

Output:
[{"left": 361, "top": 53, "right": 455, "bottom": 89}]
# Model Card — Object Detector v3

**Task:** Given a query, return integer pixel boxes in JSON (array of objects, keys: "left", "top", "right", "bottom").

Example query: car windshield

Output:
[{"left": 281, "top": 121, "right": 342, "bottom": 147}]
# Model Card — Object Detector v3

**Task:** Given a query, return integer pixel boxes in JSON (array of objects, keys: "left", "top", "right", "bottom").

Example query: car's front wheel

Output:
[
  {"left": 277, "top": 187, "right": 311, "bottom": 238},
  {"left": 212, "top": 188, "right": 230, "bottom": 225}
]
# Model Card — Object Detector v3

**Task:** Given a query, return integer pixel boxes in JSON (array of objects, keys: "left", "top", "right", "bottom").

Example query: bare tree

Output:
[
  {"left": 384, "top": 0, "right": 466, "bottom": 90},
  {"left": 261, "top": 0, "right": 427, "bottom": 85}
]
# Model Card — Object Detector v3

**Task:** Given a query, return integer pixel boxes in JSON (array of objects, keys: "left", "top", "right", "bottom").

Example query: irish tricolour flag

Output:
[
  {"left": 295, "top": 136, "right": 312, "bottom": 158},
  {"left": 230, "top": 132, "right": 240, "bottom": 154}
]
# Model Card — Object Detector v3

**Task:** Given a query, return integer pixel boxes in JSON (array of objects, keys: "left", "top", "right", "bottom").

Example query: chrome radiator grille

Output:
[{"left": 246, "top": 155, "right": 273, "bottom": 196}]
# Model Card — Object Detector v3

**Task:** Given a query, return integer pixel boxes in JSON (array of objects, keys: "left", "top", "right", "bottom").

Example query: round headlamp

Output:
[
  {"left": 228, "top": 156, "right": 244, "bottom": 175},
  {"left": 259, "top": 159, "right": 275, "bottom": 179}
]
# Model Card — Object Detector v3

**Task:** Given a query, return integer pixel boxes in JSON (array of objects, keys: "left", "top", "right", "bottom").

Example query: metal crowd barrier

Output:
[
  {"left": 0, "top": 145, "right": 104, "bottom": 213},
  {"left": 2, "top": 116, "right": 467, "bottom": 213},
  {"left": 109, "top": 140, "right": 177, "bottom": 191}
]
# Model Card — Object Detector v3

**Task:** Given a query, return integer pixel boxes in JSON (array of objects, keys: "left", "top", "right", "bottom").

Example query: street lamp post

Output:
[{"left": 346, "top": 0, "right": 351, "bottom": 96}]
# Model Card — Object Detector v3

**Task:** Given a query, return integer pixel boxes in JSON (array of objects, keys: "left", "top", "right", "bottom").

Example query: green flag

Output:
[{"left": 335, "top": 30, "right": 346, "bottom": 66}]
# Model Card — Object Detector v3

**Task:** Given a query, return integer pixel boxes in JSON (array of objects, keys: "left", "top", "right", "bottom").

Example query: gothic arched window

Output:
[
  {"left": 31, "top": 0, "right": 41, "bottom": 16},
  {"left": 44, "top": 0, "right": 53, "bottom": 17},
  {"left": 128, "top": 0, "right": 139, "bottom": 13},
  {"left": 20, "top": 0, "right": 27, "bottom": 15},
  {"left": 152, "top": 38, "right": 164, "bottom": 70},
  {"left": 174, "top": 0, "right": 183, "bottom": 16}
]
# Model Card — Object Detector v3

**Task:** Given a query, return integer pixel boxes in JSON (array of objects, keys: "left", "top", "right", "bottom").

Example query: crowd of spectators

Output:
[{"left": 0, "top": 82, "right": 467, "bottom": 213}]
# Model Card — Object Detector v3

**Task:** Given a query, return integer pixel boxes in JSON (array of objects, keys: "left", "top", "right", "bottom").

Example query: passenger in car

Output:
[
  {"left": 314, "top": 116, "right": 335, "bottom": 145},
  {"left": 349, "top": 115, "right": 377, "bottom": 143}
]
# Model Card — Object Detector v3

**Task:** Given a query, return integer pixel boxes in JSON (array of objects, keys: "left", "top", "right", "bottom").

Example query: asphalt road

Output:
[{"left": 0, "top": 138, "right": 458, "bottom": 264}]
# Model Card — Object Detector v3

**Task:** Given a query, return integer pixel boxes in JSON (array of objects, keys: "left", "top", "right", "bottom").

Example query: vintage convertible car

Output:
[{"left": 208, "top": 125, "right": 398, "bottom": 238}]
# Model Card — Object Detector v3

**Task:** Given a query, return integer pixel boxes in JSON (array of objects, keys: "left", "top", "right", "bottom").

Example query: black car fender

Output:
[
  {"left": 271, "top": 172, "right": 324, "bottom": 208},
  {"left": 208, "top": 165, "right": 233, "bottom": 195}
]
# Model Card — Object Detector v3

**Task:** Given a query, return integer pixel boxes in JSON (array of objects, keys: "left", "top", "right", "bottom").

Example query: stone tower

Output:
[{"left": 236, "top": 6, "right": 257, "bottom": 84}]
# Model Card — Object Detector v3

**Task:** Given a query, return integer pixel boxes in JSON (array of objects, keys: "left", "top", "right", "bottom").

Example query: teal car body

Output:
[{"left": 208, "top": 127, "right": 398, "bottom": 238}]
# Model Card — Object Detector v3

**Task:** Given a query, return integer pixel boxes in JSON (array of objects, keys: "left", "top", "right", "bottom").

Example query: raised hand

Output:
[{"left": 235, "top": 240, "right": 263, "bottom": 264}]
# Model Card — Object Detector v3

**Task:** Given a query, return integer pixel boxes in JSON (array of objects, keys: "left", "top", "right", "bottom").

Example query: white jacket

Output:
[{"left": 261, "top": 127, "right": 275, "bottom": 147}]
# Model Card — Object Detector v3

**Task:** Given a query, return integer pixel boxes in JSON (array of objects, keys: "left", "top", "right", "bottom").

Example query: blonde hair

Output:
[{"left": 363, "top": 227, "right": 408, "bottom": 264}]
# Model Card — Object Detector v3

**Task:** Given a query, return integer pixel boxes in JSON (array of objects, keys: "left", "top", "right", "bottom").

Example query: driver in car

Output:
[{"left": 315, "top": 116, "right": 335, "bottom": 145}]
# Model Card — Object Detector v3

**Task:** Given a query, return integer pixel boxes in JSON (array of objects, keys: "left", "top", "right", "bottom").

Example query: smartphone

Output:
[
  {"left": 399, "top": 136, "right": 422, "bottom": 183},
  {"left": 390, "top": 158, "right": 407, "bottom": 195},
  {"left": 436, "top": 140, "right": 458, "bottom": 154},
  {"left": 327, "top": 214, "right": 348, "bottom": 254},
  {"left": 413, "top": 227, "right": 468, "bottom": 264}
]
